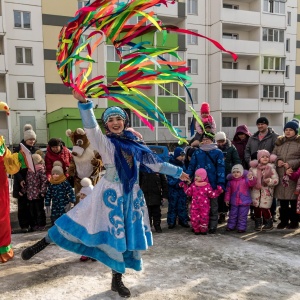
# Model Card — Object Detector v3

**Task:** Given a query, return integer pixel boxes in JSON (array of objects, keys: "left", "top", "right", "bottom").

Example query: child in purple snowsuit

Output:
[
  {"left": 225, "top": 164, "right": 256, "bottom": 233},
  {"left": 180, "top": 168, "right": 223, "bottom": 235}
]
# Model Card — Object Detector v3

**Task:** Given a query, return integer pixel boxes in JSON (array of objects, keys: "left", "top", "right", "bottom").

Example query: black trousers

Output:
[
  {"left": 29, "top": 199, "right": 46, "bottom": 227},
  {"left": 279, "top": 199, "right": 298, "bottom": 224},
  {"left": 147, "top": 205, "right": 161, "bottom": 226},
  {"left": 18, "top": 195, "right": 34, "bottom": 229}
]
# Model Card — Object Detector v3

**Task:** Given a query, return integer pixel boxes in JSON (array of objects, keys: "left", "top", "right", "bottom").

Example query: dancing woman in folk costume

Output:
[{"left": 21, "top": 0, "right": 237, "bottom": 297}]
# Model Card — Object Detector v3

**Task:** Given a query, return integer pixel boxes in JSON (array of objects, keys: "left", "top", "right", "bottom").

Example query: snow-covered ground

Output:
[{"left": 1, "top": 197, "right": 300, "bottom": 300}]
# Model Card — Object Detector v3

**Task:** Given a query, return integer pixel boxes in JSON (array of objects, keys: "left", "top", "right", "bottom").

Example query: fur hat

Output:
[
  {"left": 284, "top": 121, "right": 299, "bottom": 135},
  {"left": 174, "top": 147, "right": 185, "bottom": 158},
  {"left": 32, "top": 153, "right": 43, "bottom": 165},
  {"left": 51, "top": 161, "right": 64, "bottom": 175},
  {"left": 23, "top": 124, "right": 36, "bottom": 141},
  {"left": 215, "top": 131, "right": 226, "bottom": 141},
  {"left": 200, "top": 102, "right": 210, "bottom": 114},
  {"left": 256, "top": 117, "right": 269, "bottom": 125},
  {"left": 195, "top": 168, "right": 207, "bottom": 180},
  {"left": 232, "top": 164, "right": 244, "bottom": 174},
  {"left": 80, "top": 178, "right": 93, "bottom": 196}
]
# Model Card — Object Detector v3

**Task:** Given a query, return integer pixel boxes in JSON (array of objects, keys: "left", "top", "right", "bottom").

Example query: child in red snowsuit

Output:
[{"left": 180, "top": 168, "right": 222, "bottom": 235}]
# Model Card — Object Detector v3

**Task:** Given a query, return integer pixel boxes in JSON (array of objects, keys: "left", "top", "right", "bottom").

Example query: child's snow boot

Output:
[
  {"left": 21, "top": 237, "right": 50, "bottom": 260},
  {"left": 111, "top": 272, "right": 131, "bottom": 298},
  {"left": 262, "top": 218, "right": 273, "bottom": 231},
  {"left": 254, "top": 217, "right": 263, "bottom": 231}
]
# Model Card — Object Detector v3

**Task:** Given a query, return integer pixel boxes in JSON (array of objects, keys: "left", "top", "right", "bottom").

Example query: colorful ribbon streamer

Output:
[{"left": 56, "top": 0, "right": 237, "bottom": 143}]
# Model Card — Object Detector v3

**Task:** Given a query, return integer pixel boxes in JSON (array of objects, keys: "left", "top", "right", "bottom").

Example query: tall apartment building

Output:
[
  {"left": 0, "top": 0, "right": 297, "bottom": 146},
  {"left": 296, "top": 0, "right": 300, "bottom": 116},
  {"left": 0, "top": 0, "right": 47, "bottom": 145}
]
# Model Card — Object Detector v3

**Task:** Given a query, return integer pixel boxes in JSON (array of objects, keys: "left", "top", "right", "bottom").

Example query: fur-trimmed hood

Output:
[{"left": 275, "top": 135, "right": 300, "bottom": 146}]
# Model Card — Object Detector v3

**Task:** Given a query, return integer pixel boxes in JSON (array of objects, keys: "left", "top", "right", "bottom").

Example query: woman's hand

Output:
[
  {"left": 277, "top": 160, "right": 284, "bottom": 167},
  {"left": 286, "top": 168, "right": 293, "bottom": 176},
  {"left": 179, "top": 172, "right": 190, "bottom": 182},
  {"left": 72, "top": 90, "right": 86, "bottom": 103}
]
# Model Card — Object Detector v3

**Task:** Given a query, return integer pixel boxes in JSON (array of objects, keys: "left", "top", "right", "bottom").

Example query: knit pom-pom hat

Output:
[
  {"left": 232, "top": 164, "right": 244, "bottom": 174},
  {"left": 257, "top": 150, "right": 277, "bottom": 163},
  {"left": 24, "top": 124, "right": 36, "bottom": 141},
  {"left": 51, "top": 161, "right": 63, "bottom": 175},
  {"left": 200, "top": 102, "right": 210, "bottom": 114},
  {"left": 32, "top": 153, "right": 43, "bottom": 165},
  {"left": 80, "top": 177, "right": 93, "bottom": 196}
]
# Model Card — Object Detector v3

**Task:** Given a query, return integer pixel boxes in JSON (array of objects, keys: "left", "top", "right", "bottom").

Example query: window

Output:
[
  {"left": 222, "top": 61, "right": 238, "bottom": 69},
  {"left": 285, "top": 91, "right": 289, "bottom": 104},
  {"left": 222, "top": 117, "right": 237, "bottom": 127},
  {"left": 285, "top": 65, "right": 289, "bottom": 78},
  {"left": 286, "top": 38, "right": 290, "bottom": 52},
  {"left": 262, "top": 28, "right": 284, "bottom": 42},
  {"left": 263, "top": 0, "right": 285, "bottom": 14},
  {"left": 107, "top": 45, "right": 119, "bottom": 62},
  {"left": 16, "top": 47, "right": 32, "bottom": 64},
  {"left": 78, "top": 1, "right": 88, "bottom": 9},
  {"left": 14, "top": 11, "right": 31, "bottom": 29},
  {"left": 131, "top": 113, "right": 154, "bottom": 128},
  {"left": 187, "top": 88, "right": 198, "bottom": 104},
  {"left": 187, "top": 30, "right": 198, "bottom": 45},
  {"left": 160, "top": 51, "right": 184, "bottom": 62},
  {"left": 287, "top": 12, "right": 291, "bottom": 26},
  {"left": 263, "top": 57, "right": 285, "bottom": 71},
  {"left": 223, "top": 4, "right": 239, "bottom": 9},
  {"left": 187, "top": 59, "right": 198, "bottom": 74},
  {"left": 222, "top": 89, "right": 238, "bottom": 98},
  {"left": 161, "top": 113, "right": 185, "bottom": 127},
  {"left": 263, "top": 85, "right": 284, "bottom": 99},
  {"left": 187, "top": 0, "right": 198, "bottom": 15},
  {"left": 222, "top": 33, "right": 239, "bottom": 40},
  {"left": 158, "top": 83, "right": 184, "bottom": 97},
  {"left": 18, "top": 82, "right": 34, "bottom": 99}
]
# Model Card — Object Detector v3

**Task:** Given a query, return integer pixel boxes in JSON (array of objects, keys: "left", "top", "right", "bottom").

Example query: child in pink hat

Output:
[
  {"left": 180, "top": 168, "right": 222, "bottom": 235},
  {"left": 195, "top": 102, "right": 216, "bottom": 135}
]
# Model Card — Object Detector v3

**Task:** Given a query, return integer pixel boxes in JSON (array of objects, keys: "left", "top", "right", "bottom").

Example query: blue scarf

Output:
[{"left": 107, "top": 130, "right": 163, "bottom": 194}]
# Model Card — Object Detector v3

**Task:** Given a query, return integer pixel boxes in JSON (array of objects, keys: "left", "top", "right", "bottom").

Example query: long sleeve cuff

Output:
[
  {"left": 160, "top": 162, "right": 183, "bottom": 178},
  {"left": 78, "top": 100, "right": 98, "bottom": 129}
]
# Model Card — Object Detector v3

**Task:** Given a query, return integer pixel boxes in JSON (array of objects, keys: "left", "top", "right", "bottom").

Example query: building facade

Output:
[{"left": 0, "top": 0, "right": 297, "bottom": 146}]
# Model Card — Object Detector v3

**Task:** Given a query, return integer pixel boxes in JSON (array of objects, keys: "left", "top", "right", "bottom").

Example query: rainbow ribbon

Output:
[{"left": 56, "top": 0, "right": 237, "bottom": 144}]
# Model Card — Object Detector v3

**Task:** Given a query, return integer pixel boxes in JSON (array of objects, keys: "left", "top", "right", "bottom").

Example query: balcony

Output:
[
  {"left": 260, "top": 99, "right": 285, "bottom": 111},
  {"left": 0, "top": 55, "right": 6, "bottom": 73},
  {"left": 221, "top": 98, "right": 259, "bottom": 111},
  {"left": 0, "top": 17, "right": 3, "bottom": 33},
  {"left": 260, "top": 71, "right": 285, "bottom": 85},
  {"left": 222, "top": 39, "right": 259, "bottom": 56},
  {"left": 261, "top": 13, "right": 286, "bottom": 29},
  {"left": 153, "top": 1, "right": 179, "bottom": 19},
  {"left": 222, "top": 69, "right": 259, "bottom": 84},
  {"left": 222, "top": 9, "right": 260, "bottom": 28}
]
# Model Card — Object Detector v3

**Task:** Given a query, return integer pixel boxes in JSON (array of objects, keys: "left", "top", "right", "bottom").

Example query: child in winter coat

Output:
[
  {"left": 195, "top": 102, "right": 216, "bottom": 135},
  {"left": 180, "top": 168, "right": 222, "bottom": 235},
  {"left": 249, "top": 150, "right": 279, "bottom": 231},
  {"left": 286, "top": 167, "right": 300, "bottom": 217},
  {"left": 21, "top": 154, "right": 48, "bottom": 230},
  {"left": 225, "top": 164, "right": 256, "bottom": 233},
  {"left": 45, "top": 161, "right": 75, "bottom": 226}
]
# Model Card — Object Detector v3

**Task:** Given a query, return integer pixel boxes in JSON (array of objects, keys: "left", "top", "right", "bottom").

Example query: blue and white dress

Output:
[{"left": 48, "top": 101, "right": 182, "bottom": 273}]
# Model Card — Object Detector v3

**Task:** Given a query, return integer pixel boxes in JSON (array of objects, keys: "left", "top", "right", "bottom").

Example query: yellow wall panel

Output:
[
  {"left": 46, "top": 95, "right": 77, "bottom": 113},
  {"left": 42, "top": 25, "right": 62, "bottom": 49},
  {"left": 42, "top": 0, "right": 77, "bottom": 15},
  {"left": 44, "top": 61, "right": 61, "bottom": 83},
  {"left": 295, "top": 101, "right": 300, "bottom": 116}
]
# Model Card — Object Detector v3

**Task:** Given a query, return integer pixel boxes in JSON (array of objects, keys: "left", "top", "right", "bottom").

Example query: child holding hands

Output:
[
  {"left": 180, "top": 168, "right": 223, "bottom": 235},
  {"left": 225, "top": 164, "right": 256, "bottom": 233},
  {"left": 249, "top": 150, "right": 278, "bottom": 231}
]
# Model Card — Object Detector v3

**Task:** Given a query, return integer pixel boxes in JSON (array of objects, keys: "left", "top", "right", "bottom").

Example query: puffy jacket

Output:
[
  {"left": 45, "top": 145, "right": 72, "bottom": 179},
  {"left": 12, "top": 140, "right": 38, "bottom": 198},
  {"left": 244, "top": 127, "right": 279, "bottom": 166}
]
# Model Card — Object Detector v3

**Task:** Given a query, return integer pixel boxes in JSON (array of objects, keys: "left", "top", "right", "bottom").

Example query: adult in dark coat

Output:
[
  {"left": 232, "top": 125, "right": 252, "bottom": 170},
  {"left": 13, "top": 124, "right": 38, "bottom": 232},
  {"left": 140, "top": 172, "right": 168, "bottom": 233}
]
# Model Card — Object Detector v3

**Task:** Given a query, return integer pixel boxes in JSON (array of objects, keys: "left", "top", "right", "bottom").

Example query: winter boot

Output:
[
  {"left": 154, "top": 225, "right": 162, "bottom": 233},
  {"left": 262, "top": 218, "right": 273, "bottom": 231},
  {"left": 218, "top": 213, "right": 226, "bottom": 224},
  {"left": 111, "top": 272, "right": 131, "bottom": 298},
  {"left": 254, "top": 217, "right": 263, "bottom": 231},
  {"left": 21, "top": 238, "right": 50, "bottom": 260}
]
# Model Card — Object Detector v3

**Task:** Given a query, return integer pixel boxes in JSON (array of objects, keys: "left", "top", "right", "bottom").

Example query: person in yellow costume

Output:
[{"left": 0, "top": 102, "right": 21, "bottom": 263}]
